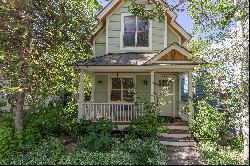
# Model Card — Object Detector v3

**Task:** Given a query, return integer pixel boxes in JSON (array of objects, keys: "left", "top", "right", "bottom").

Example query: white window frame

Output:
[
  {"left": 120, "top": 13, "right": 152, "bottom": 51},
  {"left": 108, "top": 74, "right": 136, "bottom": 103}
]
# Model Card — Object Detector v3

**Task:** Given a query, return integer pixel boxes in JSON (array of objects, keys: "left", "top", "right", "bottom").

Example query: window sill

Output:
[{"left": 120, "top": 47, "right": 152, "bottom": 51}]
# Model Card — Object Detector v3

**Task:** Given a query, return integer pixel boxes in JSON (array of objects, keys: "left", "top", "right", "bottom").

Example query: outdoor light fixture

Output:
[
  {"left": 98, "top": 80, "right": 102, "bottom": 84},
  {"left": 144, "top": 80, "right": 148, "bottom": 85}
]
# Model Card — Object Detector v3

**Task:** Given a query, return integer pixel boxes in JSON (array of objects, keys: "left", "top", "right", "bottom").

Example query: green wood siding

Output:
[
  {"left": 108, "top": 0, "right": 165, "bottom": 53},
  {"left": 95, "top": 28, "right": 106, "bottom": 57},
  {"left": 94, "top": 75, "right": 108, "bottom": 103},
  {"left": 136, "top": 75, "right": 151, "bottom": 101},
  {"left": 167, "top": 26, "right": 180, "bottom": 46},
  {"left": 94, "top": 1, "right": 182, "bottom": 56}
]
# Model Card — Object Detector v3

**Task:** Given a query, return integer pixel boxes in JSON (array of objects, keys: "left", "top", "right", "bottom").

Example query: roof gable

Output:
[
  {"left": 158, "top": 49, "right": 189, "bottom": 61},
  {"left": 146, "top": 43, "right": 206, "bottom": 64},
  {"left": 92, "top": 0, "right": 191, "bottom": 44}
]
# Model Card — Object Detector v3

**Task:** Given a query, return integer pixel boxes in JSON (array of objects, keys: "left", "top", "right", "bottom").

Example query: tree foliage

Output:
[{"left": 0, "top": 0, "right": 101, "bottom": 130}]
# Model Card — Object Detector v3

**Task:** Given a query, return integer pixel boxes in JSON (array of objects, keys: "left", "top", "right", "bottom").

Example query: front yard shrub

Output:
[
  {"left": 112, "top": 138, "right": 169, "bottom": 165},
  {"left": 2, "top": 137, "right": 169, "bottom": 165},
  {"left": 77, "top": 118, "right": 117, "bottom": 152},
  {"left": 190, "top": 100, "right": 227, "bottom": 143},
  {"left": 69, "top": 118, "right": 92, "bottom": 138},
  {"left": 198, "top": 141, "right": 243, "bottom": 165},
  {"left": 2, "top": 137, "right": 65, "bottom": 165},
  {"left": 24, "top": 107, "right": 77, "bottom": 137},
  {"left": 125, "top": 114, "right": 167, "bottom": 139},
  {"left": 125, "top": 99, "right": 168, "bottom": 139},
  {"left": 0, "top": 112, "right": 42, "bottom": 161}
]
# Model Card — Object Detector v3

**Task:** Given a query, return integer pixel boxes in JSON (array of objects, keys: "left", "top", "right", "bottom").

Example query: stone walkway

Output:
[{"left": 158, "top": 122, "right": 206, "bottom": 165}]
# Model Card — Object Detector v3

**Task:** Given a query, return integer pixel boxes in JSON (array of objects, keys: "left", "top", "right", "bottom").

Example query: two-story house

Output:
[{"left": 72, "top": 0, "right": 205, "bottom": 123}]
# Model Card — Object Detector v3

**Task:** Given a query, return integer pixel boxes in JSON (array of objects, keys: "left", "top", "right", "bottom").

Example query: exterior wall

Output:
[
  {"left": 94, "top": 1, "right": 182, "bottom": 56},
  {"left": 93, "top": 74, "right": 151, "bottom": 103},
  {"left": 94, "top": 75, "right": 109, "bottom": 103},
  {"left": 135, "top": 75, "right": 151, "bottom": 101},
  {"left": 108, "top": 1, "right": 165, "bottom": 53},
  {"left": 95, "top": 28, "right": 106, "bottom": 57},
  {"left": 93, "top": 74, "right": 180, "bottom": 118},
  {"left": 167, "top": 26, "right": 180, "bottom": 46}
]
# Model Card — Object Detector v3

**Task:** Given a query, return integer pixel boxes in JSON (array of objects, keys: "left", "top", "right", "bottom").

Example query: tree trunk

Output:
[{"left": 15, "top": 83, "right": 27, "bottom": 133}]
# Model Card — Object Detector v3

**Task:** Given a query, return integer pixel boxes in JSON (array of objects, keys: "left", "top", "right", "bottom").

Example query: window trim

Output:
[
  {"left": 108, "top": 74, "right": 136, "bottom": 103},
  {"left": 120, "top": 13, "right": 152, "bottom": 51}
]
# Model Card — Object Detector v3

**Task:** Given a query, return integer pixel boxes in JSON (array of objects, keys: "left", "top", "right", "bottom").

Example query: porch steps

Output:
[
  {"left": 159, "top": 133, "right": 192, "bottom": 138},
  {"left": 158, "top": 124, "right": 194, "bottom": 147},
  {"left": 167, "top": 125, "right": 189, "bottom": 130},
  {"left": 159, "top": 141, "right": 195, "bottom": 147}
]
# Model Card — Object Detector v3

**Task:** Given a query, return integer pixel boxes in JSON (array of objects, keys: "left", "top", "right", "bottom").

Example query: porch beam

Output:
[
  {"left": 188, "top": 70, "right": 194, "bottom": 122},
  {"left": 151, "top": 71, "right": 155, "bottom": 102},
  {"left": 78, "top": 65, "right": 198, "bottom": 70},
  {"left": 78, "top": 69, "right": 85, "bottom": 120}
]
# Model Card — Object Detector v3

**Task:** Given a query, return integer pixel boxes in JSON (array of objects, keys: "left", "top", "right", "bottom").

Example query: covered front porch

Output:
[
  {"left": 73, "top": 43, "right": 205, "bottom": 123},
  {"left": 77, "top": 69, "right": 194, "bottom": 123}
]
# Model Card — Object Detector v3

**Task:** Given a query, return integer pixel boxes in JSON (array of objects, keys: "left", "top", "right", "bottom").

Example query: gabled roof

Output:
[
  {"left": 92, "top": 0, "right": 191, "bottom": 44},
  {"left": 146, "top": 43, "right": 206, "bottom": 64},
  {"left": 72, "top": 43, "right": 206, "bottom": 67}
]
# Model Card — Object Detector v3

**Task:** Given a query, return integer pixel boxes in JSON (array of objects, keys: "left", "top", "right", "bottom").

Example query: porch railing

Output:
[{"left": 82, "top": 103, "right": 145, "bottom": 122}]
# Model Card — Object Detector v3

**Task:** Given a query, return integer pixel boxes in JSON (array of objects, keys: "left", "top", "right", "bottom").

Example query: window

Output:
[
  {"left": 110, "top": 78, "right": 134, "bottom": 102},
  {"left": 180, "top": 75, "right": 188, "bottom": 102},
  {"left": 121, "top": 13, "right": 151, "bottom": 50}
]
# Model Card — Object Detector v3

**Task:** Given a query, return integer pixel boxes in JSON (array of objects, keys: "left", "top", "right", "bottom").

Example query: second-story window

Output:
[{"left": 123, "top": 16, "right": 149, "bottom": 48}]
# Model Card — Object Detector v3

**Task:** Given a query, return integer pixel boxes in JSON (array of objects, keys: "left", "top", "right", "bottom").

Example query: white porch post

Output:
[
  {"left": 151, "top": 71, "right": 155, "bottom": 102},
  {"left": 188, "top": 70, "right": 194, "bottom": 122},
  {"left": 91, "top": 74, "right": 95, "bottom": 102},
  {"left": 78, "top": 69, "right": 85, "bottom": 120}
]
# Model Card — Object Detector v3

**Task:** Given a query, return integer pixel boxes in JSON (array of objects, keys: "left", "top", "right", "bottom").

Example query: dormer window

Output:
[{"left": 120, "top": 13, "right": 152, "bottom": 50}]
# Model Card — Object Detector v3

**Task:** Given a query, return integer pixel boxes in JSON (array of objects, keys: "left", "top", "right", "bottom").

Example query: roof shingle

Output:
[{"left": 73, "top": 52, "right": 157, "bottom": 66}]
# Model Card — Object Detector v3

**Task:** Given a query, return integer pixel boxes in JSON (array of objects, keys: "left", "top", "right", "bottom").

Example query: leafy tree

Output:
[
  {"left": 126, "top": 0, "right": 249, "bottom": 160},
  {"left": 0, "top": 0, "right": 101, "bottom": 132},
  {"left": 187, "top": 0, "right": 249, "bottom": 161}
]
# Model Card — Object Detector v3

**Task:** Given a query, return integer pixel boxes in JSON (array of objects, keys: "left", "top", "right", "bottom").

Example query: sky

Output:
[{"left": 97, "top": 0, "right": 193, "bottom": 34}]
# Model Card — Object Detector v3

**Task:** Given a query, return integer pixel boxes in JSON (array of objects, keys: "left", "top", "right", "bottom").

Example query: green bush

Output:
[
  {"left": 190, "top": 100, "right": 227, "bottom": 143},
  {"left": 124, "top": 99, "right": 168, "bottom": 139},
  {"left": 69, "top": 118, "right": 92, "bottom": 138},
  {"left": 198, "top": 141, "right": 243, "bottom": 165},
  {"left": 77, "top": 118, "right": 117, "bottom": 152},
  {"left": 0, "top": 112, "right": 42, "bottom": 161},
  {"left": 24, "top": 107, "right": 77, "bottom": 137},
  {"left": 2, "top": 137, "right": 65, "bottom": 165},
  {"left": 125, "top": 115, "right": 167, "bottom": 139},
  {"left": 112, "top": 138, "right": 169, "bottom": 165},
  {"left": 2, "top": 137, "right": 169, "bottom": 165}
]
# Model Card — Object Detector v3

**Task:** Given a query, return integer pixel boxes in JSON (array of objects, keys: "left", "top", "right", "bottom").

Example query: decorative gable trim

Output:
[
  {"left": 158, "top": 49, "right": 189, "bottom": 61},
  {"left": 92, "top": 0, "right": 191, "bottom": 45},
  {"left": 146, "top": 43, "right": 205, "bottom": 64}
]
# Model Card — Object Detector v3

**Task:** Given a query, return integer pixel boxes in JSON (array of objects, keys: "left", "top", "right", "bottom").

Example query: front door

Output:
[{"left": 155, "top": 74, "right": 175, "bottom": 117}]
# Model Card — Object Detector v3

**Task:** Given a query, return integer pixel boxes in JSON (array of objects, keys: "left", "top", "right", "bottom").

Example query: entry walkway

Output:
[{"left": 158, "top": 119, "right": 206, "bottom": 165}]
